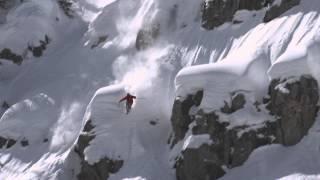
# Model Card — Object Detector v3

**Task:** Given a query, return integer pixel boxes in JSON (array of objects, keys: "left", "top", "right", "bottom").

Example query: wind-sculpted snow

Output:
[
  {"left": 176, "top": 5, "right": 320, "bottom": 113},
  {"left": 176, "top": 51, "right": 270, "bottom": 111},
  {"left": 79, "top": 84, "right": 175, "bottom": 180},
  {"left": 83, "top": 85, "right": 132, "bottom": 164}
]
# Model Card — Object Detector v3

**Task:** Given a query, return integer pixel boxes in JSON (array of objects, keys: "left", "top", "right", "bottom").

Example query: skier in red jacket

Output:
[{"left": 119, "top": 93, "right": 136, "bottom": 114}]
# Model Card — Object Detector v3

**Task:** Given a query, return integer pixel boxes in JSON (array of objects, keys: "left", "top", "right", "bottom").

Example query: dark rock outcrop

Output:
[
  {"left": 28, "top": 35, "right": 51, "bottom": 58},
  {"left": 201, "top": 0, "right": 274, "bottom": 29},
  {"left": 1, "top": 101, "right": 10, "bottom": 110},
  {"left": 0, "top": 136, "right": 17, "bottom": 149},
  {"left": 0, "top": 36, "right": 50, "bottom": 65},
  {"left": 221, "top": 92, "right": 246, "bottom": 114},
  {"left": 91, "top": 35, "right": 108, "bottom": 49},
  {"left": 170, "top": 75, "right": 319, "bottom": 180},
  {"left": 201, "top": 0, "right": 239, "bottom": 30},
  {"left": 173, "top": 98, "right": 276, "bottom": 180},
  {"left": 20, "top": 138, "right": 29, "bottom": 147},
  {"left": 135, "top": 23, "right": 160, "bottom": 50},
  {"left": 74, "top": 120, "right": 123, "bottom": 180},
  {"left": 264, "top": 0, "right": 301, "bottom": 22},
  {"left": 238, "top": 0, "right": 272, "bottom": 10},
  {"left": 175, "top": 144, "right": 225, "bottom": 180},
  {"left": 266, "top": 75, "right": 319, "bottom": 145},
  {"left": 201, "top": 0, "right": 299, "bottom": 30},
  {"left": 58, "top": 0, "right": 75, "bottom": 18},
  {"left": 170, "top": 90, "right": 203, "bottom": 145},
  {"left": 0, "top": 48, "right": 23, "bottom": 65}
]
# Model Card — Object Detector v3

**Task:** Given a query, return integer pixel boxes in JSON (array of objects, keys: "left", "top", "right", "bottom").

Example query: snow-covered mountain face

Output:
[{"left": 0, "top": 0, "right": 320, "bottom": 180}]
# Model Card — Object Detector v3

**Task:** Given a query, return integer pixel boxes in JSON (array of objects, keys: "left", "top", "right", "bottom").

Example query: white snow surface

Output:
[
  {"left": 0, "top": 0, "right": 59, "bottom": 54},
  {"left": 0, "top": 0, "right": 319, "bottom": 179}
]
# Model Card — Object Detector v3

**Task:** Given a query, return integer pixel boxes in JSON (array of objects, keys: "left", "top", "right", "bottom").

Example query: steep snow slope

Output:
[
  {"left": 0, "top": 0, "right": 320, "bottom": 180},
  {"left": 79, "top": 84, "right": 174, "bottom": 180},
  {"left": 0, "top": 0, "right": 110, "bottom": 179}
]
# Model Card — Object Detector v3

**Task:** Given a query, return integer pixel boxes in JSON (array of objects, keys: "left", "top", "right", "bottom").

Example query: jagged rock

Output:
[
  {"left": 135, "top": 23, "right": 160, "bottom": 50},
  {"left": 0, "top": 48, "right": 23, "bottom": 65},
  {"left": 266, "top": 75, "right": 319, "bottom": 146},
  {"left": 0, "top": 136, "right": 17, "bottom": 149},
  {"left": 28, "top": 35, "right": 51, "bottom": 58},
  {"left": 0, "top": 136, "right": 7, "bottom": 148},
  {"left": 150, "top": 120, "right": 158, "bottom": 126},
  {"left": 201, "top": 0, "right": 273, "bottom": 30},
  {"left": 77, "top": 157, "right": 123, "bottom": 180},
  {"left": 175, "top": 109, "right": 276, "bottom": 180},
  {"left": 170, "top": 90, "right": 203, "bottom": 145},
  {"left": 0, "top": 36, "right": 49, "bottom": 64},
  {"left": 58, "top": 0, "right": 75, "bottom": 18},
  {"left": 171, "top": 75, "right": 319, "bottom": 180},
  {"left": 1, "top": 101, "right": 10, "bottom": 110},
  {"left": 74, "top": 120, "right": 123, "bottom": 180},
  {"left": 238, "top": 0, "right": 272, "bottom": 10},
  {"left": 201, "top": 0, "right": 238, "bottom": 30},
  {"left": 221, "top": 92, "right": 246, "bottom": 114},
  {"left": 264, "top": 0, "right": 300, "bottom": 22},
  {"left": 176, "top": 144, "right": 225, "bottom": 180},
  {"left": 20, "top": 138, "right": 29, "bottom": 147},
  {"left": 91, "top": 35, "right": 108, "bottom": 49},
  {"left": 201, "top": 0, "right": 299, "bottom": 30},
  {"left": 6, "top": 139, "right": 16, "bottom": 148}
]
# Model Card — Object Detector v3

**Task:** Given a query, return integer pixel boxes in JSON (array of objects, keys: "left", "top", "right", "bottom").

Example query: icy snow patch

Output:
[
  {"left": 182, "top": 134, "right": 213, "bottom": 150},
  {"left": 274, "top": 77, "right": 299, "bottom": 94}
]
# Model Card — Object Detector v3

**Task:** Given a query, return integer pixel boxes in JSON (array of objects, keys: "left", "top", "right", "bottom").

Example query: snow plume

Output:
[
  {"left": 112, "top": 45, "right": 177, "bottom": 114},
  {"left": 116, "top": 0, "right": 156, "bottom": 49},
  {"left": 50, "top": 102, "right": 83, "bottom": 153},
  {"left": 113, "top": 48, "right": 163, "bottom": 92}
]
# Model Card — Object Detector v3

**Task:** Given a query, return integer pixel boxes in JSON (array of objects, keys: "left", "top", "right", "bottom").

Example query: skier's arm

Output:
[
  {"left": 119, "top": 96, "right": 127, "bottom": 103},
  {"left": 132, "top": 95, "right": 136, "bottom": 99}
]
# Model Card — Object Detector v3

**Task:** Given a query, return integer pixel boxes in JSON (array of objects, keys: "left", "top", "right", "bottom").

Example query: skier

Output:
[{"left": 119, "top": 93, "right": 136, "bottom": 114}]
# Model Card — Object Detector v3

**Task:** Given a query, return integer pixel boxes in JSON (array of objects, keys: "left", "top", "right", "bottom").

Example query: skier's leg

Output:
[{"left": 126, "top": 102, "right": 130, "bottom": 114}]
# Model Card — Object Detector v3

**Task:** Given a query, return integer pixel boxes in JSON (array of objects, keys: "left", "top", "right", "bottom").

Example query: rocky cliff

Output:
[
  {"left": 170, "top": 75, "right": 319, "bottom": 180},
  {"left": 73, "top": 120, "right": 123, "bottom": 180},
  {"left": 201, "top": 0, "right": 300, "bottom": 29}
]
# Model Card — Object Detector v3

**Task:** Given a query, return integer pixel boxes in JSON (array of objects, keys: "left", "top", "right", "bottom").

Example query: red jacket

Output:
[{"left": 119, "top": 94, "right": 136, "bottom": 105}]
